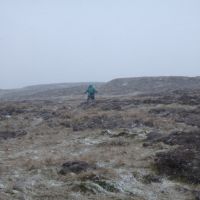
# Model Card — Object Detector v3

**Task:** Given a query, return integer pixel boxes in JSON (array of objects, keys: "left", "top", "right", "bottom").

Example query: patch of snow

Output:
[
  {"left": 115, "top": 169, "right": 158, "bottom": 200},
  {"left": 82, "top": 138, "right": 101, "bottom": 145},
  {"left": 122, "top": 82, "right": 128, "bottom": 86},
  {"left": 0, "top": 181, "right": 6, "bottom": 189},
  {"left": 48, "top": 180, "right": 64, "bottom": 187},
  {"left": 31, "top": 117, "right": 43, "bottom": 126}
]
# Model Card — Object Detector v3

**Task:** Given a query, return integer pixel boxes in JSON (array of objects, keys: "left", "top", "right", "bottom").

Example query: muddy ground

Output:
[{"left": 0, "top": 91, "right": 200, "bottom": 200}]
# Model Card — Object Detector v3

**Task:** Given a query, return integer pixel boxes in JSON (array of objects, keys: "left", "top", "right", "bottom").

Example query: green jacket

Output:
[{"left": 85, "top": 85, "right": 97, "bottom": 95}]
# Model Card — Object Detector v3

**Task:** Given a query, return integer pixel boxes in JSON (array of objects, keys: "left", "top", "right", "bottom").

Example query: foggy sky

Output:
[{"left": 0, "top": 0, "right": 200, "bottom": 89}]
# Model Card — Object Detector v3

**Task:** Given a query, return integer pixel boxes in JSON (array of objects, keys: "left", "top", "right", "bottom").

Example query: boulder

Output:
[{"left": 59, "top": 161, "right": 95, "bottom": 175}]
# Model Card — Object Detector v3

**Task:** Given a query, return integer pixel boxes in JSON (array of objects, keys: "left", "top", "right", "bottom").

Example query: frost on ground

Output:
[{"left": 0, "top": 91, "right": 200, "bottom": 200}]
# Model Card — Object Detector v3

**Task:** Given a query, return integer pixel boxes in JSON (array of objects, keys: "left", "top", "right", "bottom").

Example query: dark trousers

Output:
[{"left": 87, "top": 94, "right": 95, "bottom": 102}]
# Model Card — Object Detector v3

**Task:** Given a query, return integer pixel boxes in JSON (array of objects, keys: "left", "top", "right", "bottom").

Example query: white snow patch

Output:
[{"left": 122, "top": 82, "right": 128, "bottom": 86}]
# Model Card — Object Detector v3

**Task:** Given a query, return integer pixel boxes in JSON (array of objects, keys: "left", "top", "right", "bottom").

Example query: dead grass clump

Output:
[
  {"left": 153, "top": 118, "right": 177, "bottom": 131},
  {"left": 77, "top": 154, "right": 97, "bottom": 165},
  {"left": 24, "top": 159, "right": 43, "bottom": 171},
  {"left": 98, "top": 138, "right": 129, "bottom": 147},
  {"left": 23, "top": 155, "right": 66, "bottom": 171},
  {"left": 78, "top": 168, "right": 118, "bottom": 181},
  {"left": 113, "top": 159, "right": 127, "bottom": 168}
]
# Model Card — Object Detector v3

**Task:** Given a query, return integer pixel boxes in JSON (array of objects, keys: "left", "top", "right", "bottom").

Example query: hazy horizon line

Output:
[{"left": 1, "top": 75, "right": 200, "bottom": 90}]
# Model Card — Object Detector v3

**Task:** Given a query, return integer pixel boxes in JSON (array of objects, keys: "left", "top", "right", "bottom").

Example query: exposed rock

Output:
[{"left": 59, "top": 161, "right": 96, "bottom": 175}]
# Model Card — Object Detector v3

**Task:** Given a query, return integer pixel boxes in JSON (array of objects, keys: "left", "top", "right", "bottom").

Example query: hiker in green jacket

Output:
[{"left": 85, "top": 85, "right": 97, "bottom": 102}]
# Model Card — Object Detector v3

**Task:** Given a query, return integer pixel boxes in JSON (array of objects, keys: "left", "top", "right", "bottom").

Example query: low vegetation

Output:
[{"left": 0, "top": 89, "right": 200, "bottom": 199}]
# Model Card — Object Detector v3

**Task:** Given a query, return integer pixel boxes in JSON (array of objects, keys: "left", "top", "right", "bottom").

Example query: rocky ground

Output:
[{"left": 0, "top": 91, "right": 200, "bottom": 200}]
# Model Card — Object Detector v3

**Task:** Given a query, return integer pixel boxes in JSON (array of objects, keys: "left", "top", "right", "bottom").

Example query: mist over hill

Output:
[
  {"left": 0, "top": 82, "right": 104, "bottom": 100},
  {"left": 100, "top": 76, "right": 200, "bottom": 95},
  {"left": 1, "top": 76, "right": 200, "bottom": 100}
]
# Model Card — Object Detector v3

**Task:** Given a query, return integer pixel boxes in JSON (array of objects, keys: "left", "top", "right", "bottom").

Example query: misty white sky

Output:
[{"left": 0, "top": 0, "right": 200, "bottom": 89}]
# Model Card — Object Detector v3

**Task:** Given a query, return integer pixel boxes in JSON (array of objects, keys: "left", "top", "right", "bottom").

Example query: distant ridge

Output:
[
  {"left": 0, "top": 82, "right": 104, "bottom": 100},
  {"left": 1, "top": 76, "right": 200, "bottom": 100},
  {"left": 100, "top": 76, "right": 200, "bottom": 95}
]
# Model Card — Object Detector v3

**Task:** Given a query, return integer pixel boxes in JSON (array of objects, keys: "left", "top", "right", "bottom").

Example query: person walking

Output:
[{"left": 84, "top": 85, "right": 97, "bottom": 103}]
